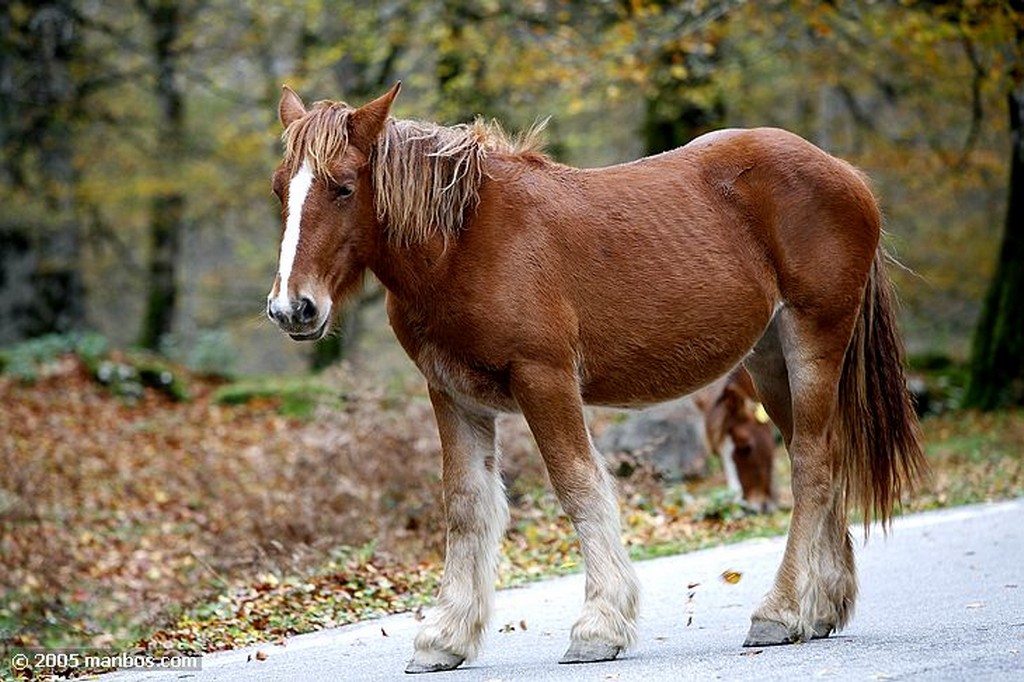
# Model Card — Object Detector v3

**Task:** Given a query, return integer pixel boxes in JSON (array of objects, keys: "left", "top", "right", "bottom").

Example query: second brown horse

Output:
[{"left": 698, "top": 367, "right": 778, "bottom": 513}]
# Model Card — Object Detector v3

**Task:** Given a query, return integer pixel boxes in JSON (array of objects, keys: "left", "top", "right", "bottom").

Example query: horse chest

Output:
[
  {"left": 387, "top": 294, "right": 521, "bottom": 412},
  {"left": 414, "top": 342, "right": 517, "bottom": 413}
]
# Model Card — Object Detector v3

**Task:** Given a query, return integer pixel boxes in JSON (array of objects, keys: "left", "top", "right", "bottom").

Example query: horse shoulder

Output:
[{"left": 382, "top": 236, "right": 574, "bottom": 412}]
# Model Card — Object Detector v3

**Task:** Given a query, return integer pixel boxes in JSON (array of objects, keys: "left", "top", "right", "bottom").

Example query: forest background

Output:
[{"left": 2, "top": 0, "right": 1022, "bottom": 399}]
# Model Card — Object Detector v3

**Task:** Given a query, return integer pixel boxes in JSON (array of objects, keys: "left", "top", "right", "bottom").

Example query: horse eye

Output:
[{"left": 334, "top": 183, "right": 355, "bottom": 200}]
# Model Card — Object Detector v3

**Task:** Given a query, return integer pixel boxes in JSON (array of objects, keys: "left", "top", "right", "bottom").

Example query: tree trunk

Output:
[
  {"left": 0, "top": 1, "right": 86, "bottom": 342},
  {"left": 138, "top": 0, "right": 187, "bottom": 350},
  {"left": 964, "top": 76, "right": 1024, "bottom": 409}
]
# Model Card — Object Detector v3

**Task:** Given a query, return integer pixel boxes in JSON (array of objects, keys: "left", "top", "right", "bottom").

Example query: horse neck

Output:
[
  {"left": 366, "top": 155, "right": 525, "bottom": 294},
  {"left": 365, "top": 229, "right": 448, "bottom": 303}
]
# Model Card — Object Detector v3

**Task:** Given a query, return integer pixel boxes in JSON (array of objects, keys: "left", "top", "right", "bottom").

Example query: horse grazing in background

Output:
[
  {"left": 265, "top": 83, "right": 925, "bottom": 673},
  {"left": 697, "top": 366, "right": 779, "bottom": 513}
]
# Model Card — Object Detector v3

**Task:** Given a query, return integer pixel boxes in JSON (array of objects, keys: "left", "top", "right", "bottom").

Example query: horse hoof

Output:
[
  {"left": 743, "top": 618, "right": 796, "bottom": 647},
  {"left": 559, "top": 640, "right": 622, "bottom": 664},
  {"left": 812, "top": 622, "right": 834, "bottom": 639},
  {"left": 404, "top": 649, "right": 465, "bottom": 674}
]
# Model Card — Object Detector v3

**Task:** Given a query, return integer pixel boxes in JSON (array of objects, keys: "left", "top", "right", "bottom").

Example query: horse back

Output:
[{"left": 387, "top": 128, "right": 880, "bottom": 410}]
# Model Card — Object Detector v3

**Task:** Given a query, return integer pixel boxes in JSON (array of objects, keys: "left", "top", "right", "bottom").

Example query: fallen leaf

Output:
[
  {"left": 519, "top": 619, "right": 527, "bottom": 631},
  {"left": 254, "top": 650, "right": 268, "bottom": 661},
  {"left": 381, "top": 628, "right": 388, "bottom": 637},
  {"left": 720, "top": 570, "right": 742, "bottom": 584}
]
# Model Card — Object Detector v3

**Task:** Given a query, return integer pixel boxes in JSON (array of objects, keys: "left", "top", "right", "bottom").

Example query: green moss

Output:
[{"left": 213, "top": 377, "right": 342, "bottom": 418}]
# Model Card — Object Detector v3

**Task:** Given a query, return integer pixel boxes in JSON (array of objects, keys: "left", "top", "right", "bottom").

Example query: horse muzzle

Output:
[{"left": 267, "top": 295, "right": 330, "bottom": 341}]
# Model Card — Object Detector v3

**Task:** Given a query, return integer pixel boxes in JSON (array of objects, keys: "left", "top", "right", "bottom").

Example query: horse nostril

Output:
[
  {"left": 295, "top": 297, "right": 317, "bottom": 324},
  {"left": 267, "top": 300, "right": 285, "bottom": 325}
]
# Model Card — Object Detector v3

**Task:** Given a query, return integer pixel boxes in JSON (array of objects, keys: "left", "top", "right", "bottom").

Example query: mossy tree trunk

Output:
[
  {"left": 964, "top": 72, "right": 1024, "bottom": 410},
  {"left": 138, "top": 0, "right": 187, "bottom": 350},
  {"left": 0, "top": 1, "right": 86, "bottom": 342}
]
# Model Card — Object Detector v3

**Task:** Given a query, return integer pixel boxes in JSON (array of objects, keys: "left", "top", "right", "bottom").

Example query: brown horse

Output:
[
  {"left": 697, "top": 367, "right": 779, "bottom": 513},
  {"left": 265, "top": 83, "right": 925, "bottom": 673}
]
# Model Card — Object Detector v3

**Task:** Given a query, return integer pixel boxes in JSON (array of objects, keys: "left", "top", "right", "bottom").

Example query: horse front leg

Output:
[
  {"left": 406, "top": 387, "right": 508, "bottom": 674},
  {"left": 510, "top": 361, "right": 640, "bottom": 664}
]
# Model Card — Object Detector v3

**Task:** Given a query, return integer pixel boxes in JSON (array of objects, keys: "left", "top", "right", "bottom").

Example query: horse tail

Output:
[{"left": 835, "top": 249, "right": 927, "bottom": 534}]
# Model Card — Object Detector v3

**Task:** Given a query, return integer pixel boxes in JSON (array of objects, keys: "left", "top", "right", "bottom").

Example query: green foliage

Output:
[
  {"left": 0, "top": 332, "right": 190, "bottom": 401},
  {"left": 0, "top": 332, "right": 108, "bottom": 381},
  {"left": 213, "top": 377, "right": 340, "bottom": 418}
]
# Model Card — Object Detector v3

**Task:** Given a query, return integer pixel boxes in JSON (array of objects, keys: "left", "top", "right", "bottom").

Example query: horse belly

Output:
[{"left": 577, "top": 271, "right": 776, "bottom": 408}]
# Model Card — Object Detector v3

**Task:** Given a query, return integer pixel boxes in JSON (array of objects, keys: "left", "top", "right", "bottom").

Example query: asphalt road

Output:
[{"left": 100, "top": 499, "right": 1023, "bottom": 682}]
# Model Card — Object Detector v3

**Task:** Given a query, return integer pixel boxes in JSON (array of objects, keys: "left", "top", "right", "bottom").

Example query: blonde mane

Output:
[{"left": 283, "top": 102, "right": 548, "bottom": 246}]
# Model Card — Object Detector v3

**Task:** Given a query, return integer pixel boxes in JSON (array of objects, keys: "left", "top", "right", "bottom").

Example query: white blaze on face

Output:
[
  {"left": 275, "top": 159, "right": 314, "bottom": 309},
  {"left": 721, "top": 438, "right": 742, "bottom": 496}
]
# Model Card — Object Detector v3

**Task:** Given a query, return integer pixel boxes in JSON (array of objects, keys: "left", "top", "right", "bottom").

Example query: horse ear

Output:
[
  {"left": 279, "top": 85, "right": 307, "bottom": 128},
  {"left": 349, "top": 81, "right": 401, "bottom": 148}
]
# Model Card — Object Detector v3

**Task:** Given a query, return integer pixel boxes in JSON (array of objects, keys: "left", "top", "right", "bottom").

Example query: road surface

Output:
[{"left": 99, "top": 499, "right": 1023, "bottom": 681}]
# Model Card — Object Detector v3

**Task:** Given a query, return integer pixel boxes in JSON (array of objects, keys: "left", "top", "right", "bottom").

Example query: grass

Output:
[
  {"left": 212, "top": 376, "right": 343, "bottom": 419},
  {"left": 1, "top": 345, "right": 1021, "bottom": 679},
  {"left": 912, "top": 410, "right": 1024, "bottom": 509}
]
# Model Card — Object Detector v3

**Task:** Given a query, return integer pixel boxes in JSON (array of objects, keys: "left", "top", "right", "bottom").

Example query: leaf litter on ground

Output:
[{"left": 1, "top": 351, "right": 1022, "bottom": 676}]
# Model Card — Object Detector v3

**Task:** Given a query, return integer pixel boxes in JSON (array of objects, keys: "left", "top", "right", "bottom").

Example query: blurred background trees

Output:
[
  {"left": 0, "top": 1, "right": 86, "bottom": 341},
  {"left": 0, "top": 0, "right": 1020, "bottom": 406},
  {"left": 962, "top": 0, "right": 1024, "bottom": 409}
]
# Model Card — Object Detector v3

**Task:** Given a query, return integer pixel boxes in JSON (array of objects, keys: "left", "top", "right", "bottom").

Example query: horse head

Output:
[{"left": 266, "top": 82, "right": 401, "bottom": 340}]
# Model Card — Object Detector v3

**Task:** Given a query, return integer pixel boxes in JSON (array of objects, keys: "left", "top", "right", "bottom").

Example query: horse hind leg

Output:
[
  {"left": 743, "top": 305, "right": 858, "bottom": 646},
  {"left": 744, "top": 311, "right": 793, "bottom": 446}
]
